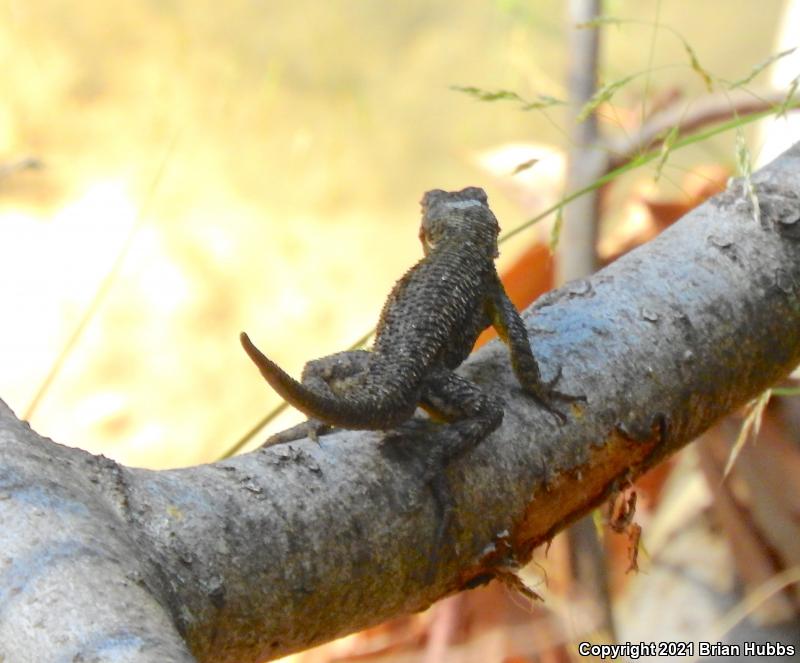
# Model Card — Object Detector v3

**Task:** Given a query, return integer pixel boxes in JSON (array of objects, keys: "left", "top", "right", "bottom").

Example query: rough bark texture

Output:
[{"left": 2, "top": 144, "right": 800, "bottom": 662}]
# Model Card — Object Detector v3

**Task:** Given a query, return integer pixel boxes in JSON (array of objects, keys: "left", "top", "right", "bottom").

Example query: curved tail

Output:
[{"left": 240, "top": 332, "right": 416, "bottom": 430}]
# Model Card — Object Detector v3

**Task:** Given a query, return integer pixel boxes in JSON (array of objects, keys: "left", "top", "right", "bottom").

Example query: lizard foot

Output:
[
  {"left": 383, "top": 427, "right": 459, "bottom": 580},
  {"left": 424, "top": 472, "right": 455, "bottom": 582},
  {"left": 528, "top": 366, "right": 587, "bottom": 424},
  {"left": 261, "top": 418, "right": 334, "bottom": 448},
  {"left": 378, "top": 420, "right": 437, "bottom": 465}
]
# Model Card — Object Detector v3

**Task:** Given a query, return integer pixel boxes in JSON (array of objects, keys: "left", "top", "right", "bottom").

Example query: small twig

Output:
[
  {"left": 0, "top": 157, "right": 43, "bottom": 181},
  {"left": 605, "top": 88, "right": 793, "bottom": 170},
  {"left": 23, "top": 135, "right": 178, "bottom": 420}
]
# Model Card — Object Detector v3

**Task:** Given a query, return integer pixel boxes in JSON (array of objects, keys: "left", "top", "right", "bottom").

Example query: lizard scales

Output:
[{"left": 241, "top": 186, "right": 573, "bottom": 447}]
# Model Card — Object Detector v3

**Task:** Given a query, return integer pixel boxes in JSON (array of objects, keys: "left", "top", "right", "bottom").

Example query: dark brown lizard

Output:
[{"left": 241, "top": 186, "right": 578, "bottom": 468}]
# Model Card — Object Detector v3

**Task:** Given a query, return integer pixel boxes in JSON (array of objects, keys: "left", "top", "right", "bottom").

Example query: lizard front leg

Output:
[{"left": 487, "top": 276, "right": 584, "bottom": 423}]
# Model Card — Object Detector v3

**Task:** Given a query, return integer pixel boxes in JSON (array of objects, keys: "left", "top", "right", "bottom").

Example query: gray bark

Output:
[{"left": 2, "top": 144, "right": 800, "bottom": 662}]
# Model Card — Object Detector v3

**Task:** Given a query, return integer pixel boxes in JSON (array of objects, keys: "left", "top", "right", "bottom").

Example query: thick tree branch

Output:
[{"left": 2, "top": 144, "right": 800, "bottom": 662}]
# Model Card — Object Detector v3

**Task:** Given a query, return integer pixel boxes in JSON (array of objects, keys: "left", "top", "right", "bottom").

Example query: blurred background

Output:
[{"left": 1, "top": 0, "right": 799, "bottom": 660}]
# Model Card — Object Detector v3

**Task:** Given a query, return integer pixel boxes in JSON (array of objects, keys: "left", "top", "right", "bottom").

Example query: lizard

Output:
[{"left": 240, "top": 186, "right": 579, "bottom": 470}]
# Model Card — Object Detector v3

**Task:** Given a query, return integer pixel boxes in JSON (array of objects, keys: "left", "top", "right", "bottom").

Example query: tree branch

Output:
[{"left": 2, "top": 144, "right": 800, "bottom": 662}]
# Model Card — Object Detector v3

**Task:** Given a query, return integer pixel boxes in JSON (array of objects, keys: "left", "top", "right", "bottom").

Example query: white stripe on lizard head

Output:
[{"left": 442, "top": 199, "right": 484, "bottom": 209}]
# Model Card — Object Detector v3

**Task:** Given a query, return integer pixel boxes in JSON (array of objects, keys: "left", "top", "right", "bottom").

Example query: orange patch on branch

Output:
[
  {"left": 460, "top": 430, "right": 659, "bottom": 588},
  {"left": 516, "top": 432, "right": 657, "bottom": 553}
]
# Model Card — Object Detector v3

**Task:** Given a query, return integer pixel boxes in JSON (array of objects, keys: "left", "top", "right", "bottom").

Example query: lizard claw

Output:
[
  {"left": 526, "top": 366, "right": 586, "bottom": 424},
  {"left": 531, "top": 395, "right": 568, "bottom": 425},
  {"left": 542, "top": 365, "right": 563, "bottom": 391},
  {"left": 305, "top": 418, "right": 324, "bottom": 444},
  {"left": 262, "top": 419, "right": 333, "bottom": 448}
]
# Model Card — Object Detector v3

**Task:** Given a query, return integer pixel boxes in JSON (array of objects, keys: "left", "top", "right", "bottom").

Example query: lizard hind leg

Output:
[
  {"left": 419, "top": 371, "right": 505, "bottom": 471},
  {"left": 300, "top": 349, "right": 372, "bottom": 396},
  {"left": 414, "top": 371, "right": 504, "bottom": 578},
  {"left": 260, "top": 348, "right": 373, "bottom": 447},
  {"left": 240, "top": 332, "right": 367, "bottom": 426},
  {"left": 380, "top": 371, "right": 504, "bottom": 475}
]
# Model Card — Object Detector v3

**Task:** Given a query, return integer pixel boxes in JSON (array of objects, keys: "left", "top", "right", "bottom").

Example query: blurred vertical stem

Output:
[
  {"left": 23, "top": 133, "right": 178, "bottom": 422},
  {"left": 559, "top": 0, "right": 605, "bottom": 283},
  {"left": 560, "top": 0, "right": 617, "bottom": 642}
]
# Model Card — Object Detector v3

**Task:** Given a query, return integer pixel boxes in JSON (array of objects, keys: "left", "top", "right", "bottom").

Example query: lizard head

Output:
[{"left": 419, "top": 187, "right": 500, "bottom": 258}]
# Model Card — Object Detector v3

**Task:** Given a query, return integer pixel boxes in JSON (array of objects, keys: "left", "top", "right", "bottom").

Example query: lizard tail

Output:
[{"left": 240, "top": 332, "right": 415, "bottom": 430}]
